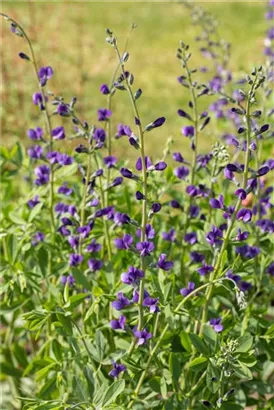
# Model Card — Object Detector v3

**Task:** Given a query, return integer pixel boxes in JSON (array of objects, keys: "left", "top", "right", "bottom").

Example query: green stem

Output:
[
  {"left": 94, "top": 153, "right": 112, "bottom": 260},
  {"left": 180, "top": 54, "right": 198, "bottom": 279},
  {"left": 199, "top": 80, "right": 255, "bottom": 335},
  {"left": 113, "top": 40, "right": 147, "bottom": 332}
]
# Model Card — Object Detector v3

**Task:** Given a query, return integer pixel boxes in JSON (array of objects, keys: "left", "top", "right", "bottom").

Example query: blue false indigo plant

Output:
[{"left": 1, "top": 3, "right": 274, "bottom": 410}]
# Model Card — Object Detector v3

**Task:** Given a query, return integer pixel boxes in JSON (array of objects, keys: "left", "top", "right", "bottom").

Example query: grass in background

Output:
[{"left": 1, "top": 1, "right": 267, "bottom": 160}]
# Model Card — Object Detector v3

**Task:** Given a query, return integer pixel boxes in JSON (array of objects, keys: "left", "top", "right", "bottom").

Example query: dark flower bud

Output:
[
  {"left": 257, "top": 166, "right": 269, "bottom": 176},
  {"left": 18, "top": 52, "right": 30, "bottom": 60},
  {"left": 251, "top": 110, "right": 262, "bottom": 117},
  {"left": 75, "top": 144, "right": 88, "bottom": 154},
  {"left": 170, "top": 200, "right": 181, "bottom": 209},
  {"left": 129, "top": 136, "right": 139, "bottom": 149},
  {"left": 226, "top": 163, "right": 238, "bottom": 172},
  {"left": 134, "top": 88, "right": 142, "bottom": 100},
  {"left": 260, "top": 124, "right": 269, "bottom": 133},
  {"left": 151, "top": 202, "right": 161, "bottom": 213},
  {"left": 177, "top": 109, "right": 192, "bottom": 120},
  {"left": 238, "top": 127, "right": 246, "bottom": 134},
  {"left": 200, "top": 116, "right": 210, "bottom": 130},
  {"left": 135, "top": 117, "right": 141, "bottom": 126},
  {"left": 122, "top": 51, "right": 129, "bottom": 62},
  {"left": 154, "top": 161, "right": 167, "bottom": 171},
  {"left": 136, "top": 191, "right": 145, "bottom": 200},
  {"left": 120, "top": 167, "right": 134, "bottom": 179},
  {"left": 231, "top": 107, "right": 245, "bottom": 115},
  {"left": 145, "top": 117, "right": 166, "bottom": 132}
]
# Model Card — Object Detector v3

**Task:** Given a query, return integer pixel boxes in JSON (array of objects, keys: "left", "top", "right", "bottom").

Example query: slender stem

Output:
[
  {"left": 113, "top": 40, "right": 148, "bottom": 332},
  {"left": 180, "top": 55, "right": 198, "bottom": 279},
  {"left": 94, "top": 153, "right": 112, "bottom": 260},
  {"left": 79, "top": 149, "right": 93, "bottom": 253},
  {"left": 199, "top": 80, "right": 255, "bottom": 335}
]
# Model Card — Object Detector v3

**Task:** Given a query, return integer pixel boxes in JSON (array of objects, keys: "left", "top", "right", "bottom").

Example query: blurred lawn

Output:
[{"left": 1, "top": 1, "right": 268, "bottom": 160}]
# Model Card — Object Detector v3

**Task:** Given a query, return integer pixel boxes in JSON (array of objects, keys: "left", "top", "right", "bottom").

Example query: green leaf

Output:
[
  {"left": 189, "top": 333, "right": 210, "bottom": 356},
  {"left": 231, "top": 362, "right": 253, "bottom": 379},
  {"left": 83, "top": 365, "right": 95, "bottom": 399},
  {"left": 71, "top": 268, "right": 90, "bottom": 290},
  {"left": 102, "top": 379, "right": 125, "bottom": 407},
  {"left": 188, "top": 357, "right": 208, "bottom": 372},
  {"left": 203, "top": 324, "right": 217, "bottom": 353},
  {"left": 28, "top": 202, "right": 43, "bottom": 222},
  {"left": 169, "top": 353, "right": 181, "bottom": 382},
  {"left": 238, "top": 354, "right": 257, "bottom": 368},
  {"left": 180, "top": 331, "right": 192, "bottom": 352},
  {"left": 160, "top": 376, "right": 167, "bottom": 399},
  {"left": 149, "top": 377, "right": 161, "bottom": 393},
  {"left": 95, "top": 330, "right": 107, "bottom": 362},
  {"left": 235, "top": 334, "right": 253, "bottom": 353},
  {"left": 206, "top": 361, "right": 220, "bottom": 393}
]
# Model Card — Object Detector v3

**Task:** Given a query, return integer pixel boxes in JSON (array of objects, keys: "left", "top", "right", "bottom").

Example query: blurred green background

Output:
[{"left": 1, "top": 1, "right": 268, "bottom": 160}]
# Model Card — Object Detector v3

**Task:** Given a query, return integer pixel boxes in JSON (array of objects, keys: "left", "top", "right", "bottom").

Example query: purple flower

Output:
[
  {"left": 157, "top": 254, "right": 174, "bottom": 271},
  {"left": 256, "top": 219, "right": 274, "bottom": 233},
  {"left": 34, "top": 165, "right": 50, "bottom": 185},
  {"left": 235, "top": 189, "right": 247, "bottom": 200},
  {"left": 38, "top": 66, "right": 53, "bottom": 86},
  {"left": 209, "top": 195, "right": 224, "bottom": 209},
  {"left": 236, "top": 229, "right": 249, "bottom": 241},
  {"left": 186, "top": 185, "right": 198, "bottom": 197},
  {"left": 58, "top": 183, "right": 73, "bottom": 196},
  {"left": 136, "top": 191, "right": 145, "bottom": 200},
  {"left": 86, "top": 239, "right": 102, "bottom": 253},
  {"left": 133, "top": 328, "right": 152, "bottom": 345},
  {"left": 27, "top": 195, "right": 40, "bottom": 209},
  {"left": 143, "top": 297, "right": 159, "bottom": 313},
  {"left": 136, "top": 156, "right": 152, "bottom": 171},
  {"left": 60, "top": 274, "right": 75, "bottom": 287},
  {"left": 145, "top": 117, "right": 166, "bottom": 131},
  {"left": 237, "top": 208, "right": 252, "bottom": 223},
  {"left": 121, "top": 266, "right": 144, "bottom": 286},
  {"left": 184, "top": 232, "right": 197, "bottom": 245},
  {"left": 132, "top": 289, "right": 150, "bottom": 304},
  {"left": 197, "top": 154, "right": 213, "bottom": 168},
  {"left": 136, "top": 224, "right": 155, "bottom": 240},
  {"left": 136, "top": 241, "right": 154, "bottom": 256},
  {"left": 27, "top": 127, "right": 44, "bottom": 140},
  {"left": 151, "top": 203, "right": 161, "bottom": 213},
  {"left": 173, "top": 152, "right": 185, "bottom": 163},
  {"left": 114, "top": 212, "right": 130, "bottom": 226},
  {"left": 68, "top": 236, "right": 79, "bottom": 249},
  {"left": 162, "top": 228, "right": 176, "bottom": 242},
  {"left": 209, "top": 76, "right": 223, "bottom": 92},
  {"left": 197, "top": 263, "right": 214, "bottom": 276},
  {"left": 182, "top": 126, "right": 194, "bottom": 137},
  {"left": 109, "top": 177, "right": 123, "bottom": 188},
  {"left": 170, "top": 199, "right": 181, "bottom": 209},
  {"left": 154, "top": 161, "right": 167, "bottom": 171},
  {"left": 224, "top": 168, "right": 234, "bottom": 180},
  {"left": 77, "top": 225, "right": 91, "bottom": 238},
  {"left": 108, "top": 362, "right": 126, "bottom": 378},
  {"left": 257, "top": 166, "right": 270, "bottom": 177},
  {"left": 88, "top": 259, "right": 103, "bottom": 272},
  {"left": 190, "top": 252, "right": 205, "bottom": 263},
  {"left": 100, "top": 84, "right": 110, "bottom": 95},
  {"left": 112, "top": 292, "right": 131, "bottom": 310},
  {"left": 104, "top": 156, "right": 117, "bottom": 168},
  {"left": 240, "top": 281, "right": 252, "bottom": 292},
  {"left": 210, "top": 318, "right": 223, "bottom": 333},
  {"left": 93, "top": 128, "right": 106, "bottom": 148},
  {"left": 236, "top": 244, "right": 260, "bottom": 259},
  {"left": 190, "top": 205, "right": 200, "bottom": 218},
  {"left": 32, "top": 92, "right": 45, "bottom": 109},
  {"left": 110, "top": 315, "right": 126, "bottom": 330},
  {"left": 206, "top": 226, "right": 223, "bottom": 246},
  {"left": 57, "top": 103, "right": 70, "bottom": 116},
  {"left": 28, "top": 145, "right": 43, "bottom": 159},
  {"left": 174, "top": 166, "right": 189, "bottom": 180},
  {"left": 69, "top": 254, "right": 83, "bottom": 266},
  {"left": 116, "top": 124, "right": 132, "bottom": 138},
  {"left": 114, "top": 234, "right": 133, "bottom": 250},
  {"left": 52, "top": 126, "right": 65, "bottom": 140},
  {"left": 120, "top": 167, "right": 135, "bottom": 179},
  {"left": 180, "top": 282, "right": 195, "bottom": 297},
  {"left": 97, "top": 108, "right": 112, "bottom": 121},
  {"left": 223, "top": 205, "right": 235, "bottom": 220},
  {"left": 31, "top": 231, "right": 44, "bottom": 246}
]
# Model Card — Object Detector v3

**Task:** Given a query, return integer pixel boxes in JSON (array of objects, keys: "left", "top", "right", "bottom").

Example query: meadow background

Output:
[{"left": 1, "top": 1, "right": 268, "bottom": 160}]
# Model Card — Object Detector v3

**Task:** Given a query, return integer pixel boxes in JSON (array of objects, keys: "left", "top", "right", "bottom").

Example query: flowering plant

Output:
[{"left": 1, "top": 2, "right": 274, "bottom": 410}]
